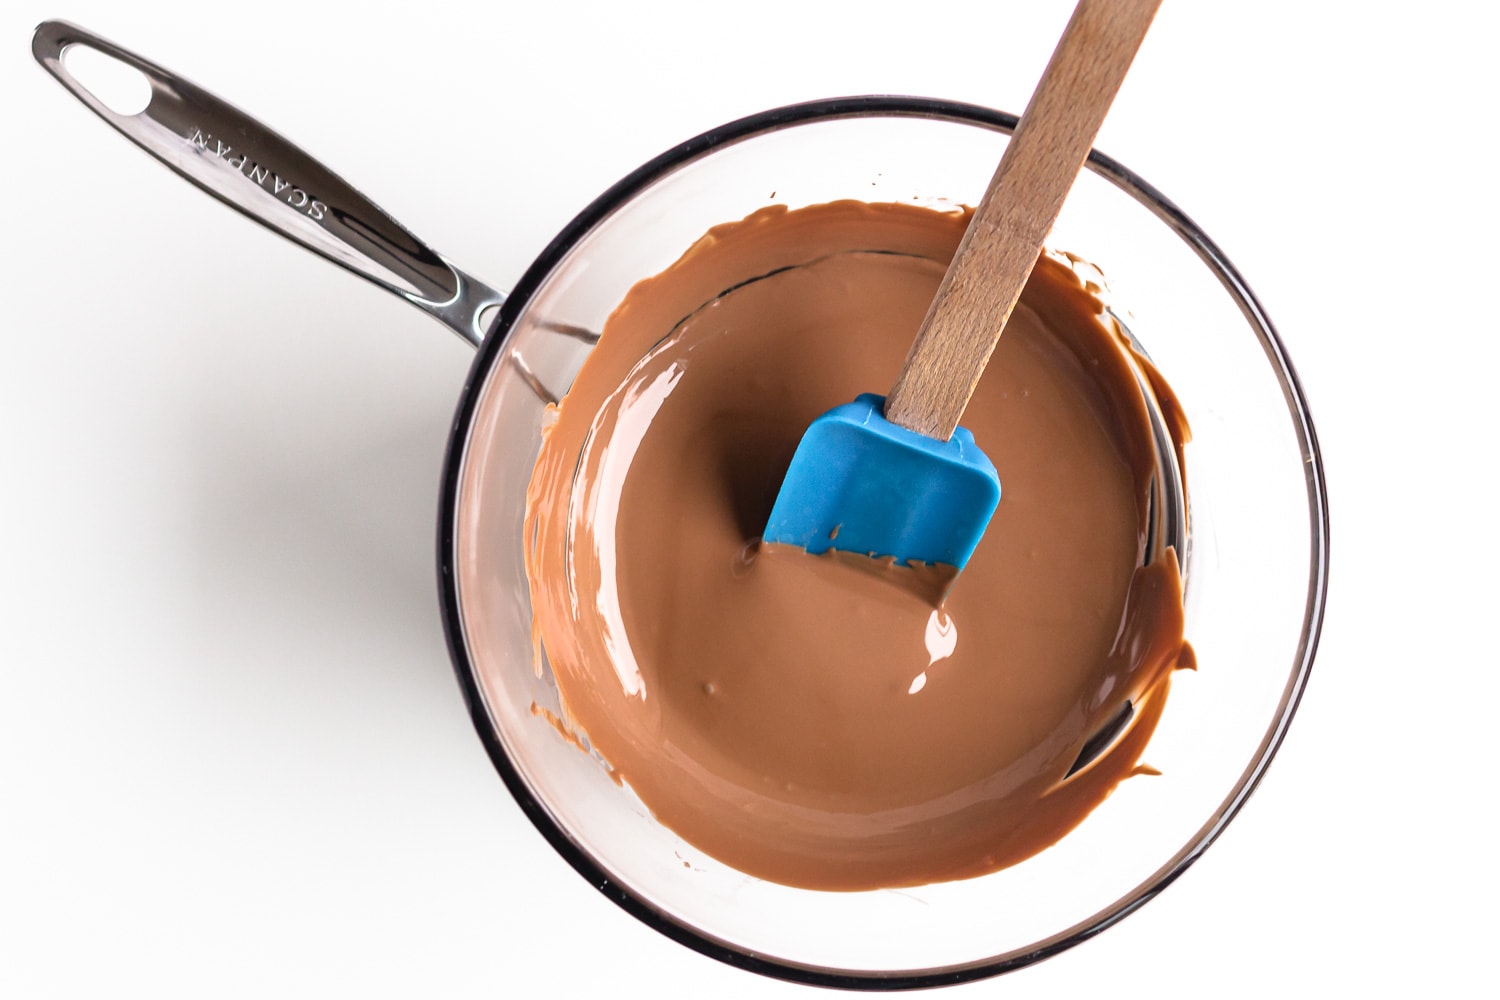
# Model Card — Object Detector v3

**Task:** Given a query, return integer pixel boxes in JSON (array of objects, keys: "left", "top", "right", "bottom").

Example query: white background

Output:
[{"left": 3, "top": 1, "right": 1493, "bottom": 996}]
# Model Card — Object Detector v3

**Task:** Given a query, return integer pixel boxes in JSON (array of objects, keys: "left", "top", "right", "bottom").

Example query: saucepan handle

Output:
[{"left": 32, "top": 19, "right": 503, "bottom": 347}]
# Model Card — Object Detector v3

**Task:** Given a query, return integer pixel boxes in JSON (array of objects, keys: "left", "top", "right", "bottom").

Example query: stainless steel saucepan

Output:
[{"left": 34, "top": 19, "right": 1327, "bottom": 990}]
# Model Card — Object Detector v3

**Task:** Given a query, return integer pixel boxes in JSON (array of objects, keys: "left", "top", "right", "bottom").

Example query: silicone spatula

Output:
[{"left": 763, "top": 0, "right": 1160, "bottom": 570}]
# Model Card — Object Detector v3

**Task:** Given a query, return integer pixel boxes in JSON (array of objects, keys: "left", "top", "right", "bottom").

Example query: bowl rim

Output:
[{"left": 434, "top": 94, "right": 1330, "bottom": 990}]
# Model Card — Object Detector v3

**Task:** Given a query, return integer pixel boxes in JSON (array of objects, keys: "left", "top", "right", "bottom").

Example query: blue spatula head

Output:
[{"left": 763, "top": 393, "right": 1001, "bottom": 569}]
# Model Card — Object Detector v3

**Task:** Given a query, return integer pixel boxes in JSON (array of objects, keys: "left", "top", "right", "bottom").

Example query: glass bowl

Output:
[{"left": 438, "top": 97, "right": 1327, "bottom": 989}]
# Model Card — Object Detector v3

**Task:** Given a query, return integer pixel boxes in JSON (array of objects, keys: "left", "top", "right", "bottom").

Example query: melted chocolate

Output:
[{"left": 523, "top": 201, "right": 1191, "bottom": 890}]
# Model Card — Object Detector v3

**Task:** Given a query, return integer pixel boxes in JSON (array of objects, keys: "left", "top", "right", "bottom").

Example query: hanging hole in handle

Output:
[{"left": 61, "top": 43, "right": 152, "bottom": 116}]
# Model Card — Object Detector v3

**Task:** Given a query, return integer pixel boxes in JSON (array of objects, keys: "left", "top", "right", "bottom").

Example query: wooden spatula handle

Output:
[{"left": 884, "top": 0, "right": 1161, "bottom": 441}]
